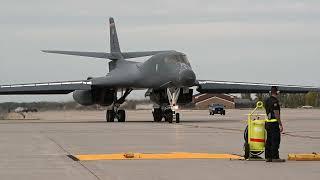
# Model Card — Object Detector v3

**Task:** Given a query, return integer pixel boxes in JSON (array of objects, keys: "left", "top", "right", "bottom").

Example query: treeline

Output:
[
  {"left": 254, "top": 92, "right": 320, "bottom": 108},
  {"left": 1, "top": 92, "right": 319, "bottom": 113},
  {"left": 0, "top": 99, "right": 152, "bottom": 112}
]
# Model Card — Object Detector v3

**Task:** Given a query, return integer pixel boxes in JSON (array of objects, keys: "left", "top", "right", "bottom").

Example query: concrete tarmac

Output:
[{"left": 0, "top": 109, "right": 319, "bottom": 180}]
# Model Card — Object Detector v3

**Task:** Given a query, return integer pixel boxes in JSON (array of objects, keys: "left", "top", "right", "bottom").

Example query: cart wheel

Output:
[
  {"left": 244, "top": 126, "right": 248, "bottom": 142},
  {"left": 250, "top": 151, "right": 264, "bottom": 156},
  {"left": 244, "top": 142, "right": 250, "bottom": 159}
]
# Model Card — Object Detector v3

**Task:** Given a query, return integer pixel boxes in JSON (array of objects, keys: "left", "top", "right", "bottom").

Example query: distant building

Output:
[
  {"left": 193, "top": 93, "right": 236, "bottom": 109},
  {"left": 192, "top": 93, "right": 254, "bottom": 109}
]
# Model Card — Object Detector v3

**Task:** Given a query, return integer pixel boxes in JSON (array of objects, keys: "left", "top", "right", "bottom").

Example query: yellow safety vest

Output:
[{"left": 265, "top": 119, "right": 278, "bottom": 123}]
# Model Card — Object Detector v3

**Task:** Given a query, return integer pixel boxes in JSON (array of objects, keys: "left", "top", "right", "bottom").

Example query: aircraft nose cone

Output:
[{"left": 179, "top": 69, "right": 196, "bottom": 86}]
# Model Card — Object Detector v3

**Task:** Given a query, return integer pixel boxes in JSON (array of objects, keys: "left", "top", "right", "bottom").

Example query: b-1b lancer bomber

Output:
[{"left": 1, "top": 17, "right": 320, "bottom": 123}]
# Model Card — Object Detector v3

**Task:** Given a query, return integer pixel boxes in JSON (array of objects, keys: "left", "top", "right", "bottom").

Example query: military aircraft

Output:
[
  {"left": 1, "top": 17, "right": 320, "bottom": 123},
  {"left": 14, "top": 107, "right": 38, "bottom": 113}
]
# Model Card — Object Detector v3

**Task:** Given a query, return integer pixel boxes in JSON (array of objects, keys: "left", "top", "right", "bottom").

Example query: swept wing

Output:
[
  {"left": 0, "top": 80, "right": 91, "bottom": 95},
  {"left": 197, "top": 80, "right": 320, "bottom": 93}
]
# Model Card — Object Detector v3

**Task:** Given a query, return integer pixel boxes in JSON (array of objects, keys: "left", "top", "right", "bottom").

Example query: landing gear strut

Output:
[
  {"left": 106, "top": 88, "right": 132, "bottom": 122},
  {"left": 152, "top": 87, "right": 181, "bottom": 123}
]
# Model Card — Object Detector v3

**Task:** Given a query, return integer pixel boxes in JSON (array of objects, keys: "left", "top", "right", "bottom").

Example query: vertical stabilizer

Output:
[{"left": 109, "top": 17, "right": 121, "bottom": 53}]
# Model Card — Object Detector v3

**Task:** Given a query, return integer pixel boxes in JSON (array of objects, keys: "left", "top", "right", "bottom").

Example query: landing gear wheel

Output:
[
  {"left": 164, "top": 110, "right": 173, "bottom": 123},
  {"left": 176, "top": 113, "right": 180, "bottom": 123},
  {"left": 118, "top": 110, "right": 126, "bottom": 122},
  {"left": 153, "top": 108, "right": 162, "bottom": 122},
  {"left": 106, "top": 110, "right": 114, "bottom": 122}
]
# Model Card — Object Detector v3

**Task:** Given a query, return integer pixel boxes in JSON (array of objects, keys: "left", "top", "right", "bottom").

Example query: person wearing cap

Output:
[{"left": 264, "top": 86, "right": 285, "bottom": 162}]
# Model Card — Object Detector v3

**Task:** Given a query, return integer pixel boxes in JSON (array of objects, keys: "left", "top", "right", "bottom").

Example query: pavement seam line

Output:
[{"left": 44, "top": 134, "right": 102, "bottom": 180}]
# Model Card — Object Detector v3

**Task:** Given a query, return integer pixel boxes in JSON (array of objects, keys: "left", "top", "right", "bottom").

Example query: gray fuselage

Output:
[{"left": 91, "top": 51, "right": 196, "bottom": 90}]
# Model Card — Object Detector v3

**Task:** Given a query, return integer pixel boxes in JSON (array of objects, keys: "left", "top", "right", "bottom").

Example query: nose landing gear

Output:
[{"left": 152, "top": 87, "right": 181, "bottom": 123}]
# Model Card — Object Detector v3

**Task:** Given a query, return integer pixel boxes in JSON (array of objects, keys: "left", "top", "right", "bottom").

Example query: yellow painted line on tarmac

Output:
[
  {"left": 288, "top": 153, "right": 320, "bottom": 161},
  {"left": 69, "top": 152, "right": 242, "bottom": 161}
]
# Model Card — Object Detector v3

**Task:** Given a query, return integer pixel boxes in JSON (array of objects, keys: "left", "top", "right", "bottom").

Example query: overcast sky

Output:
[{"left": 1, "top": 0, "right": 320, "bottom": 102}]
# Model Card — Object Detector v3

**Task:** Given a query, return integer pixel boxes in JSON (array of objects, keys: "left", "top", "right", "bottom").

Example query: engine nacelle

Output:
[
  {"left": 73, "top": 90, "right": 93, "bottom": 106},
  {"left": 73, "top": 89, "right": 115, "bottom": 106}
]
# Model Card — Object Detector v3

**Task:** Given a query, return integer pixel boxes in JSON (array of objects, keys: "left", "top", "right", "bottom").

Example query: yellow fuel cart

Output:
[{"left": 244, "top": 101, "right": 268, "bottom": 160}]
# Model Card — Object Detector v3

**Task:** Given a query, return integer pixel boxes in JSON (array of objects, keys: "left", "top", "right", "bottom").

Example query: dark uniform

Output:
[{"left": 264, "top": 96, "right": 281, "bottom": 159}]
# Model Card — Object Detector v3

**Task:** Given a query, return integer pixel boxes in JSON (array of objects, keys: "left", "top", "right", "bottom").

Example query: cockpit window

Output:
[
  {"left": 165, "top": 54, "right": 191, "bottom": 66},
  {"left": 178, "top": 54, "right": 191, "bottom": 66}
]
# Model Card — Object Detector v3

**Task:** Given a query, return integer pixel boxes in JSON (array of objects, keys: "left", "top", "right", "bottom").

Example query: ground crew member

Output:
[{"left": 264, "top": 86, "right": 285, "bottom": 162}]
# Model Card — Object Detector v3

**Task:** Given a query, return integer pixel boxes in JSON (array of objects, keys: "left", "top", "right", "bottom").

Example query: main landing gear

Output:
[
  {"left": 106, "top": 88, "right": 132, "bottom": 122},
  {"left": 152, "top": 87, "right": 181, "bottom": 123},
  {"left": 153, "top": 108, "right": 180, "bottom": 123}
]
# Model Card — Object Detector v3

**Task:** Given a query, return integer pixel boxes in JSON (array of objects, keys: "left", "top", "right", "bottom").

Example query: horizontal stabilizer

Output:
[
  {"left": 42, "top": 50, "right": 111, "bottom": 59},
  {"left": 122, "top": 51, "right": 173, "bottom": 59},
  {"left": 42, "top": 50, "right": 172, "bottom": 60}
]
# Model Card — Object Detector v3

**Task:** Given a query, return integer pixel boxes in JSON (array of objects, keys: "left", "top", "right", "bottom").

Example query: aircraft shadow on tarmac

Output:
[
  {"left": 0, "top": 120, "right": 107, "bottom": 124},
  {"left": 181, "top": 119, "right": 239, "bottom": 123},
  {"left": 0, "top": 119, "right": 239, "bottom": 124}
]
